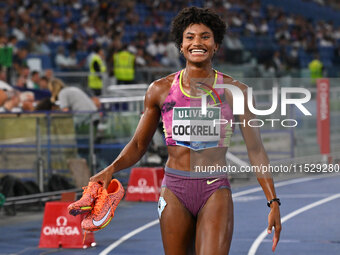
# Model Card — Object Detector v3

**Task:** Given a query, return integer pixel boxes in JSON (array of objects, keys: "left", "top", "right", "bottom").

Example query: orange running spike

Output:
[
  {"left": 68, "top": 181, "right": 102, "bottom": 216},
  {"left": 81, "top": 179, "right": 124, "bottom": 231}
]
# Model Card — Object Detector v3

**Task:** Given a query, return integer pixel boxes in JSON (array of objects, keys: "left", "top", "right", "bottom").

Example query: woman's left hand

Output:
[{"left": 267, "top": 204, "right": 281, "bottom": 252}]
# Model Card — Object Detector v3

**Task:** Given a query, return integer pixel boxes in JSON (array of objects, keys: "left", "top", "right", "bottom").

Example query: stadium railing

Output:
[{"left": 1, "top": 79, "right": 339, "bottom": 196}]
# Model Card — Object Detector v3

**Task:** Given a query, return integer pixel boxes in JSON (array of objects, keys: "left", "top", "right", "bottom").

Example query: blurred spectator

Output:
[
  {"left": 19, "top": 91, "right": 35, "bottom": 111},
  {"left": 27, "top": 70, "right": 40, "bottom": 89},
  {"left": 15, "top": 65, "right": 30, "bottom": 88},
  {"left": 162, "top": 39, "right": 181, "bottom": 69},
  {"left": 231, "top": 13, "right": 243, "bottom": 27},
  {"left": 285, "top": 46, "right": 300, "bottom": 69},
  {"left": 11, "top": 24, "right": 26, "bottom": 41},
  {"left": 34, "top": 97, "right": 55, "bottom": 111},
  {"left": 96, "top": 27, "right": 111, "bottom": 47},
  {"left": 113, "top": 44, "right": 135, "bottom": 84},
  {"left": 245, "top": 17, "right": 257, "bottom": 35},
  {"left": 334, "top": 27, "right": 340, "bottom": 40},
  {"left": 1, "top": 0, "right": 340, "bottom": 80},
  {"left": 309, "top": 0, "right": 340, "bottom": 10},
  {"left": 39, "top": 76, "right": 49, "bottom": 90},
  {"left": 106, "top": 38, "right": 122, "bottom": 77},
  {"left": 259, "top": 19, "right": 269, "bottom": 35},
  {"left": 135, "top": 47, "right": 147, "bottom": 67},
  {"left": 48, "top": 78, "right": 100, "bottom": 135},
  {"left": 0, "top": 67, "right": 13, "bottom": 91},
  {"left": 0, "top": 67, "right": 35, "bottom": 112},
  {"left": 20, "top": 65, "right": 30, "bottom": 80},
  {"left": 55, "top": 47, "right": 78, "bottom": 71},
  {"left": 45, "top": 69, "right": 54, "bottom": 81},
  {"left": 308, "top": 54, "right": 323, "bottom": 84},
  {"left": 32, "top": 35, "right": 51, "bottom": 55},
  {"left": 0, "top": 90, "right": 8, "bottom": 106},
  {"left": 66, "top": 51, "right": 78, "bottom": 69},
  {"left": 0, "top": 90, "right": 20, "bottom": 112},
  {"left": 15, "top": 76, "right": 27, "bottom": 88},
  {"left": 319, "top": 35, "right": 334, "bottom": 47},
  {"left": 88, "top": 45, "right": 107, "bottom": 95},
  {"left": 0, "top": 33, "right": 7, "bottom": 46},
  {"left": 275, "top": 26, "right": 291, "bottom": 41},
  {"left": 146, "top": 33, "right": 165, "bottom": 59},
  {"left": 127, "top": 42, "right": 138, "bottom": 56},
  {"left": 49, "top": 78, "right": 99, "bottom": 114},
  {"left": 48, "top": 27, "right": 63, "bottom": 43},
  {"left": 47, "top": 78, "right": 100, "bottom": 158},
  {"left": 55, "top": 46, "right": 68, "bottom": 70},
  {"left": 224, "top": 32, "right": 245, "bottom": 64},
  {"left": 7, "top": 35, "right": 18, "bottom": 55},
  {"left": 135, "top": 47, "right": 148, "bottom": 81},
  {"left": 272, "top": 51, "right": 285, "bottom": 76},
  {"left": 12, "top": 47, "right": 28, "bottom": 74}
]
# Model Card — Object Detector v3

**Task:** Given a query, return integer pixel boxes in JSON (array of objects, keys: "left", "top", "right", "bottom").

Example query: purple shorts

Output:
[{"left": 161, "top": 166, "right": 231, "bottom": 217}]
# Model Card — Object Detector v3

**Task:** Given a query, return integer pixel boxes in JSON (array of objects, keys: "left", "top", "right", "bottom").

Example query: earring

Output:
[{"left": 180, "top": 50, "right": 183, "bottom": 54}]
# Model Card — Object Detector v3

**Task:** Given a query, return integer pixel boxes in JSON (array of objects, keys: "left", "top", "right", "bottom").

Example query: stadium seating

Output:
[{"left": 3, "top": 0, "right": 340, "bottom": 76}]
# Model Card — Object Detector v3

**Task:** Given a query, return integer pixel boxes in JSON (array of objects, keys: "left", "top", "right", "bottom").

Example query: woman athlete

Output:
[{"left": 90, "top": 7, "right": 281, "bottom": 255}]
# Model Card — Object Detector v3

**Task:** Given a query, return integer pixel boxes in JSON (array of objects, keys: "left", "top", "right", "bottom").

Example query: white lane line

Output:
[
  {"left": 232, "top": 177, "right": 314, "bottom": 198},
  {"left": 234, "top": 193, "right": 335, "bottom": 202},
  {"left": 247, "top": 193, "right": 340, "bottom": 255},
  {"left": 100, "top": 174, "right": 336, "bottom": 254},
  {"left": 99, "top": 219, "right": 159, "bottom": 255}
]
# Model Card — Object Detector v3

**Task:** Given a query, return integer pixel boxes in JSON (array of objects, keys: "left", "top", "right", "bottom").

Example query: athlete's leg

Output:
[
  {"left": 159, "top": 187, "right": 196, "bottom": 255},
  {"left": 195, "top": 188, "right": 234, "bottom": 255}
]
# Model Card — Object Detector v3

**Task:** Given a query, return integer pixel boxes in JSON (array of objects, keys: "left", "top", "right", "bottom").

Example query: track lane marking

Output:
[
  {"left": 99, "top": 219, "right": 159, "bottom": 255},
  {"left": 100, "top": 174, "right": 337, "bottom": 254},
  {"left": 247, "top": 193, "right": 340, "bottom": 255},
  {"left": 232, "top": 177, "right": 314, "bottom": 198}
]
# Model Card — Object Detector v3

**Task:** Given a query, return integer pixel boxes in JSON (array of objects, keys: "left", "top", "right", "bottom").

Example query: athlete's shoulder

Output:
[
  {"left": 145, "top": 71, "right": 179, "bottom": 106},
  {"left": 148, "top": 71, "right": 178, "bottom": 92},
  {"left": 217, "top": 71, "right": 248, "bottom": 92}
]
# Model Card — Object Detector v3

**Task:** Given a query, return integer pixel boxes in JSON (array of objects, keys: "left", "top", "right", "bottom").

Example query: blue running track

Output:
[{"left": 0, "top": 174, "right": 339, "bottom": 255}]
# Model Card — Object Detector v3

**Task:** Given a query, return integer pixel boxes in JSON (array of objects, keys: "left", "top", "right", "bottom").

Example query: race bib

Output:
[{"left": 172, "top": 107, "right": 220, "bottom": 142}]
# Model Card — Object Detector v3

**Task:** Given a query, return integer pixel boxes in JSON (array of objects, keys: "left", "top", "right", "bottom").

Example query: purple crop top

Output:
[{"left": 160, "top": 69, "right": 235, "bottom": 151}]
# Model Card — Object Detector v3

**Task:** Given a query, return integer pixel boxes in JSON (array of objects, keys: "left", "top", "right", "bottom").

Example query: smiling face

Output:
[{"left": 180, "top": 23, "right": 218, "bottom": 65}]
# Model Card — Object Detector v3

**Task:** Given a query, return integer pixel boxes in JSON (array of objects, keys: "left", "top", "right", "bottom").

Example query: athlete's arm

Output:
[
  {"left": 90, "top": 80, "right": 162, "bottom": 188},
  {"left": 235, "top": 84, "right": 282, "bottom": 252}
]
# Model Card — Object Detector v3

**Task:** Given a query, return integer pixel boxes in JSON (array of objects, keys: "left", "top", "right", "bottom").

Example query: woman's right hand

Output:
[{"left": 90, "top": 165, "right": 114, "bottom": 189}]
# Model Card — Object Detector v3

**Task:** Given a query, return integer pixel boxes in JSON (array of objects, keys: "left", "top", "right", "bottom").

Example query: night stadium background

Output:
[{"left": 0, "top": 1, "right": 340, "bottom": 255}]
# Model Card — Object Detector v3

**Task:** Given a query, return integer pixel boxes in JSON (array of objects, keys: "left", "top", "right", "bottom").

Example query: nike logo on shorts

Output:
[
  {"left": 207, "top": 178, "right": 219, "bottom": 185},
  {"left": 92, "top": 207, "right": 112, "bottom": 226}
]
